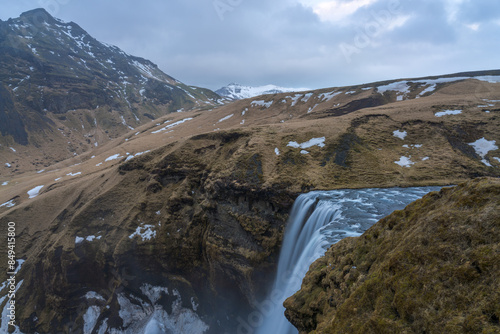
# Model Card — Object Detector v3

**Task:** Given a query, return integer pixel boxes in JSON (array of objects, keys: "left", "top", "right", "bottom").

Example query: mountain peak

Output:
[
  {"left": 20, "top": 7, "right": 52, "bottom": 19},
  {"left": 216, "top": 83, "right": 310, "bottom": 100}
]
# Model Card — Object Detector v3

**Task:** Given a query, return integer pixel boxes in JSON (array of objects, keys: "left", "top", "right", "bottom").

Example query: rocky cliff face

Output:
[
  {"left": 284, "top": 177, "right": 500, "bottom": 334},
  {"left": 0, "top": 131, "right": 296, "bottom": 333},
  {"left": 0, "top": 8, "right": 221, "bottom": 170}
]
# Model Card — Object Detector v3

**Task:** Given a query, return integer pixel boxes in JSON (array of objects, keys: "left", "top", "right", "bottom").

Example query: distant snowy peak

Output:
[{"left": 216, "top": 83, "right": 310, "bottom": 100}]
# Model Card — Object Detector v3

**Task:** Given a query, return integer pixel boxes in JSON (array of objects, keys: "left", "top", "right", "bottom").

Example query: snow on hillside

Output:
[{"left": 376, "top": 75, "right": 500, "bottom": 98}]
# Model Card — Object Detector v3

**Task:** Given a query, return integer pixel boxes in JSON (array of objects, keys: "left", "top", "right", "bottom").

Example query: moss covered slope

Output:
[{"left": 284, "top": 177, "right": 500, "bottom": 334}]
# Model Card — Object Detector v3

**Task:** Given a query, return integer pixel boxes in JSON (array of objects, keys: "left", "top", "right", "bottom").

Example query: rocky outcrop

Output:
[
  {"left": 0, "top": 130, "right": 296, "bottom": 333},
  {"left": 284, "top": 177, "right": 500, "bottom": 334}
]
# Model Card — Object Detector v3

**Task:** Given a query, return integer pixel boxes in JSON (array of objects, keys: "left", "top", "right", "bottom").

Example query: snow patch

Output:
[
  {"left": 251, "top": 100, "right": 273, "bottom": 108},
  {"left": 84, "top": 306, "right": 101, "bottom": 334},
  {"left": 308, "top": 104, "right": 319, "bottom": 113},
  {"left": 27, "top": 185, "right": 44, "bottom": 199},
  {"left": 403, "top": 144, "right": 422, "bottom": 149},
  {"left": 129, "top": 224, "right": 157, "bottom": 241},
  {"left": 113, "top": 289, "right": 209, "bottom": 334},
  {"left": 475, "top": 75, "right": 500, "bottom": 83},
  {"left": 275, "top": 148, "right": 280, "bottom": 156},
  {"left": 377, "top": 81, "right": 410, "bottom": 95},
  {"left": 66, "top": 172, "right": 82, "bottom": 177},
  {"left": 140, "top": 284, "right": 169, "bottom": 304},
  {"left": 125, "top": 150, "right": 151, "bottom": 162},
  {"left": 301, "top": 93, "right": 314, "bottom": 102},
  {"left": 0, "top": 200, "right": 15, "bottom": 208},
  {"left": 85, "top": 292, "right": 106, "bottom": 302},
  {"left": 287, "top": 137, "right": 326, "bottom": 149},
  {"left": 395, "top": 156, "right": 415, "bottom": 168},
  {"left": 290, "top": 94, "right": 302, "bottom": 107},
  {"left": 218, "top": 114, "right": 234, "bottom": 122},
  {"left": 318, "top": 91, "right": 341, "bottom": 101},
  {"left": 393, "top": 130, "right": 407, "bottom": 140},
  {"left": 435, "top": 109, "right": 462, "bottom": 117},
  {"left": 191, "top": 297, "right": 199, "bottom": 311},
  {"left": 469, "top": 138, "right": 498, "bottom": 166},
  {"left": 105, "top": 154, "right": 124, "bottom": 162},
  {"left": 418, "top": 84, "right": 437, "bottom": 97},
  {"left": 152, "top": 118, "right": 193, "bottom": 134}
]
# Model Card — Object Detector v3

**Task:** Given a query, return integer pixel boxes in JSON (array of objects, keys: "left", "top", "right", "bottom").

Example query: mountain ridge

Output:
[{"left": 0, "top": 8, "right": 222, "bottom": 172}]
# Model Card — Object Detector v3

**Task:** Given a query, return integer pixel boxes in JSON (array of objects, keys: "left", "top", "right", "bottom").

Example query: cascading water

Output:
[{"left": 255, "top": 186, "right": 442, "bottom": 334}]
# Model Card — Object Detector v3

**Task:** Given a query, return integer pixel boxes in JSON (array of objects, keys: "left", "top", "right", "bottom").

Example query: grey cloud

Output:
[
  {"left": 457, "top": 0, "right": 500, "bottom": 23},
  {"left": 0, "top": 0, "right": 498, "bottom": 91}
]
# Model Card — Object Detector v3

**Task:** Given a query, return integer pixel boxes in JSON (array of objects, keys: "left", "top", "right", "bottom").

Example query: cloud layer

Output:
[{"left": 1, "top": 0, "right": 499, "bottom": 90}]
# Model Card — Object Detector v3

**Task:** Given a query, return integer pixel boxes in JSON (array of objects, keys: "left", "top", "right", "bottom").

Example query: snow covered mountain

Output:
[{"left": 216, "top": 83, "right": 310, "bottom": 100}]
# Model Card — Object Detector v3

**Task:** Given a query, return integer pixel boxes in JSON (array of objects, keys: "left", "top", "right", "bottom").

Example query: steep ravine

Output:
[
  {"left": 284, "top": 177, "right": 500, "bottom": 334},
  {"left": 0, "top": 132, "right": 296, "bottom": 333}
]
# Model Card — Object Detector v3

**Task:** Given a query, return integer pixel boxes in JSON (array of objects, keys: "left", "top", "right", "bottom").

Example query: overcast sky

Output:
[{"left": 1, "top": 0, "right": 499, "bottom": 90}]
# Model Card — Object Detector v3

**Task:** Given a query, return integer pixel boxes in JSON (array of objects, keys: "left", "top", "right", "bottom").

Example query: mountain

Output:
[
  {"left": 284, "top": 177, "right": 500, "bottom": 333},
  {"left": 1, "top": 69, "right": 500, "bottom": 333},
  {"left": 215, "top": 82, "right": 309, "bottom": 100},
  {"left": 0, "top": 8, "right": 222, "bottom": 173}
]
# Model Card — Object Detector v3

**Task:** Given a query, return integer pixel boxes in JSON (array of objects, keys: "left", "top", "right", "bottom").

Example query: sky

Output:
[{"left": 1, "top": 0, "right": 499, "bottom": 91}]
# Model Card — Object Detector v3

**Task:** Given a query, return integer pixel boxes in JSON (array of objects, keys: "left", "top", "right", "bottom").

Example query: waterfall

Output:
[{"left": 253, "top": 186, "right": 441, "bottom": 334}]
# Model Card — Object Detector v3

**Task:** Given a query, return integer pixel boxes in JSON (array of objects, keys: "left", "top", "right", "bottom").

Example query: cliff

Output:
[{"left": 284, "top": 177, "right": 500, "bottom": 333}]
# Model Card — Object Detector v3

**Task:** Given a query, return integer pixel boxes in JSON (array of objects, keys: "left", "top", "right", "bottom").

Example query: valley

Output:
[{"left": 0, "top": 8, "right": 499, "bottom": 334}]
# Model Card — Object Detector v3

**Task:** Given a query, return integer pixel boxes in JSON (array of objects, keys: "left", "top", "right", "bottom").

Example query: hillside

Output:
[
  {"left": 0, "top": 8, "right": 221, "bottom": 174},
  {"left": 0, "top": 69, "right": 500, "bottom": 333},
  {"left": 284, "top": 177, "right": 500, "bottom": 334}
]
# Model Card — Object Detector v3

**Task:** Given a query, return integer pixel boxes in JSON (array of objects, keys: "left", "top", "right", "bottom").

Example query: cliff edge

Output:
[{"left": 285, "top": 177, "right": 500, "bottom": 334}]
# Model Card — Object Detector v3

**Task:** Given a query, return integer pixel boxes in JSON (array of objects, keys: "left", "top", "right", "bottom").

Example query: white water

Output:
[{"left": 255, "top": 186, "right": 441, "bottom": 334}]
